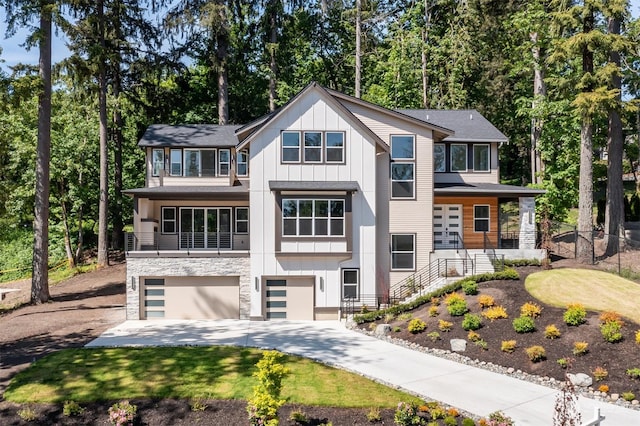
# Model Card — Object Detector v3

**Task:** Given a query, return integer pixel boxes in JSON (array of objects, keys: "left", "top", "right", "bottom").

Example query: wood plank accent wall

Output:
[{"left": 434, "top": 196, "right": 499, "bottom": 249}]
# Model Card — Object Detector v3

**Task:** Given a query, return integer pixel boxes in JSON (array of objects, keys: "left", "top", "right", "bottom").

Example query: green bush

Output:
[
  {"left": 626, "top": 368, "right": 640, "bottom": 379},
  {"left": 512, "top": 316, "right": 536, "bottom": 333},
  {"left": 63, "top": 400, "right": 84, "bottom": 417},
  {"left": 394, "top": 402, "right": 421, "bottom": 426},
  {"left": 525, "top": 345, "right": 546, "bottom": 362},
  {"left": 447, "top": 299, "right": 468, "bottom": 316},
  {"left": 461, "top": 280, "right": 478, "bottom": 295},
  {"left": 461, "top": 418, "right": 476, "bottom": 426},
  {"left": 461, "top": 313, "right": 482, "bottom": 331},
  {"left": 407, "top": 318, "right": 427, "bottom": 334},
  {"left": 622, "top": 391, "right": 636, "bottom": 402},
  {"left": 108, "top": 401, "right": 137, "bottom": 426},
  {"left": 443, "top": 416, "right": 458, "bottom": 426},
  {"left": 563, "top": 304, "right": 587, "bottom": 326},
  {"left": 247, "top": 351, "right": 290, "bottom": 426},
  {"left": 504, "top": 258, "right": 541, "bottom": 267},
  {"left": 601, "top": 320, "right": 623, "bottom": 343}
]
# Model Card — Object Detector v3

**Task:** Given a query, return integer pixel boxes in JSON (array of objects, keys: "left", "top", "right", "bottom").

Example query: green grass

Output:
[
  {"left": 525, "top": 268, "right": 640, "bottom": 324},
  {"left": 5, "top": 347, "right": 421, "bottom": 407}
]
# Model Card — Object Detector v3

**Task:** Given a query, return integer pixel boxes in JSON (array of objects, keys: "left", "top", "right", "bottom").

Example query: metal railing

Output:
[
  {"left": 340, "top": 294, "right": 387, "bottom": 318},
  {"left": 454, "top": 232, "right": 473, "bottom": 275},
  {"left": 125, "top": 231, "right": 238, "bottom": 252},
  {"left": 483, "top": 231, "right": 505, "bottom": 272}
]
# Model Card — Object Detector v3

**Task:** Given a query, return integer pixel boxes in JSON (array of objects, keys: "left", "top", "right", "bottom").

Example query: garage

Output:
[
  {"left": 142, "top": 276, "right": 240, "bottom": 320},
  {"left": 265, "top": 277, "right": 314, "bottom": 320}
]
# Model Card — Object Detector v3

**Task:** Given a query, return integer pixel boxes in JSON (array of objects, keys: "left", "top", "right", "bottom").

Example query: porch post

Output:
[{"left": 519, "top": 197, "right": 536, "bottom": 249}]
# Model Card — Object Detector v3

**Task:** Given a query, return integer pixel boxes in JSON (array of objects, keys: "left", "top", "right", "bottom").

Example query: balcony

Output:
[{"left": 125, "top": 232, "right": 249, "bottom": 256}]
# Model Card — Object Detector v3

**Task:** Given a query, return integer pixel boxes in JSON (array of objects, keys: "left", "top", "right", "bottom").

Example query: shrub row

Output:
[{"left": 353, "top": 269, "right": 519, "bottom": 324}]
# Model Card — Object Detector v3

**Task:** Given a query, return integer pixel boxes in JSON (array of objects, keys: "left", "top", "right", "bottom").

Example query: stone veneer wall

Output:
[
  {"left": 519, "top": 197, "right": 536, "bottom": 250},
  {"left": 126, "top": 256, "right": 251, "bottom": 320}
]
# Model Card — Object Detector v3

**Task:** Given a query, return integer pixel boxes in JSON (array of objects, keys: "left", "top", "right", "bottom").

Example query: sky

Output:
[{"left": 1, "top": 1, "right": 640, "bottom": 73}]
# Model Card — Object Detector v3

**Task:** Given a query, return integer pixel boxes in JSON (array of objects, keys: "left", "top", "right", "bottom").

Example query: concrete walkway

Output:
[{"left": 87, "top": 320, "right": 640, "bottom": 425}]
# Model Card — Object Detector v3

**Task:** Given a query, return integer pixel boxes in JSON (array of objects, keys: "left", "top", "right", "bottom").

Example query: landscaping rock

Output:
[
  {"left": 374, "top": 324, "right": 392, "bottom": 336},
  {"left": 568, "top": 373, "right": 592, "bottom": 388},
  {"left": 450, "top": 339, "right": 467, "bottom": 352},
  {"left": 611, "top": 394, "right": 620, "bottom": 401}
]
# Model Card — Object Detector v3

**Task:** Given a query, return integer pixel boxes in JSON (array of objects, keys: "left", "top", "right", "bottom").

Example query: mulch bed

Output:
[{"left": 359, "top": 266, "right": 640, "bottom": 398}]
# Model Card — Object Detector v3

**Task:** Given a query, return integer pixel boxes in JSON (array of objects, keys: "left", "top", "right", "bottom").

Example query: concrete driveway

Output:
[{"left": 88, "top": 320, "right": 640, "bottom": 425}]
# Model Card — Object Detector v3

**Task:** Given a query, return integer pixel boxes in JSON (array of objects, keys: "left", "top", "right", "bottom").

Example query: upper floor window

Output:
[
  {"left": 281, "top": 131, "right": 345, "bottom": 164},
  {"left": 282, "top": 199, "right": 344, "bottom": 237},
  {"left": 166, "top": 148, "right": 236, "bottom": 177},
  {"left": 152, "top": 149, "right": 164, "bottom": 177},
  {"left": 450, "top": 144, "right": 467, "bottom": 172},
  {"left": 434, "top": 144, "right": 445, "bottom": 173},
  {"left": 390, "top": 135, "right": 415, "bottom": 199},
  {"left": 237, "top": 149, "right": 249, "bottom": 176},
  {"left": 473, "top": 144, "right": 490, "bottom": 172}
]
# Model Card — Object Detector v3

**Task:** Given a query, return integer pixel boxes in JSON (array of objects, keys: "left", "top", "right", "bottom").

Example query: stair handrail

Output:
[
  {"left": 483, "top": 231, "right": 504, "bottom": 271},
  {"left": 453, "top": 232, "right": 473, "bottom": 275}
]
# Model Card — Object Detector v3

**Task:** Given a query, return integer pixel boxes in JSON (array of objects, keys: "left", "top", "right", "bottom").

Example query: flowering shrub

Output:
[
  {"left": 501, "top": 340, "right": 517, "bottom": 353},
  {"left": 477, "top": 294, "right": 495, "bottom": 308},
  {"left": 599, "top": 311, "right": 623, "bottom": 326},
  {"left": 108, "top": 401, "right": 137, "bottom": 426},
  {"left": 572, "top": 341, "right": 589, "bottom": 356},
  {"left": 484, "top": 411, "right": 515, "bottom": 426},
  {"left": 438, "top": 320, "right": 453, "bottom": 332},
  {"left": 592, "top": 366, "right": 608, "bottom": 381},
  {"left": 563, "top": 304, "right": 587, "bottom": 326},
  {"left": 408, "top": 318, "right": 427, "bottom": 334},
  {"left": 482, "top": 306, "right": 508, "bottom": 321},
  {"left": 467, "top": 330, "right": 481, "bottom": 342},
  {"left": 525, "top": 345, "right": 546, "bottom": 362},
  {"left": 428, "top": 306, "right": 439, "bottom": 317},
  {"left": 444, "top": 292, "right": 465, "bottom": 306},
  {"left": 598, "top": 384, "right": 609, "bottom": 393},
  {"left": 544, "top": 324, "right": 561, "bottom": 339},
  {"left": 520, "top": 302, "right": 542, "bottom": 318},
  {"left": 393, "top": 402, "right": 421, "bottom": 426},
  {"left": 247, "top": 351, "right": 290, "bottom": 426},
  {"left": 635, "top": 330, "right": 640, "bottom": 345}
]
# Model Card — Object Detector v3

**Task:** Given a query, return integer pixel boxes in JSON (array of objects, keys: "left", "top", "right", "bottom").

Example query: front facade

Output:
[{"left": 125, "top": 83, "right": 544, "bottom": 321}]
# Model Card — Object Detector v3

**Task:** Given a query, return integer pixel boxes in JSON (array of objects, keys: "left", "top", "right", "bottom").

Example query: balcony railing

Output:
[{"left": 125, "top": 232, "right": 246, "bottom": 252}]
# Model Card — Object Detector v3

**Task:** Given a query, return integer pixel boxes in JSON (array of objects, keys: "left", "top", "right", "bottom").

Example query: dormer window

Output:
[{"left": 163, "top": 148, "right": 238, "bottom": 177}]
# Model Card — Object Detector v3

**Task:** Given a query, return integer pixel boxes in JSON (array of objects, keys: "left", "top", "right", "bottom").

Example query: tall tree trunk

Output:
[
  {"left": 421, "top": 0, "right": 433, "bottom": 109},
  {"left": 268, "top": 1, "right": 278, "bottom": 112},
  {"left": 604, "top": 14, "right": 624, "bottom": 257},
  {"left": 530, "top": 32, "right": 546, "bottom": 185},
  {"left": 97, "top": 0, "right": 110, "bottom": 267},
  {"left": 111, "top": 68, "right": 124, "bottom": 250},
  {"left": 216, "top": 2, "right": 229, "bottom": 125},
  {"left": 576, "top": 10, "right": 594, "bottom": 264},
  {"left": 59, "top": 182, "right": 76, "bottom": 269},
  {"left": 354, "top": 0, "right": 361, "bottom": 98},
  {"left": 31, "top": 0, "right": 53, "bottom": 304}
]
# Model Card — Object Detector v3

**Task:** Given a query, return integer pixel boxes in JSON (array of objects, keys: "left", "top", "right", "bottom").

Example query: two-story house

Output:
[{"left": 124, "top": 82, "right": 544, "bottom": 321}]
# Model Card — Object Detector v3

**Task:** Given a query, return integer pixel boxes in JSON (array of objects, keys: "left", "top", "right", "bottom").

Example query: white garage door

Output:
[
  {"left": 143, "top": 277, "right": 240, "bottom": 320},
  {"left": 265, "top": 278, "right": 314, "bottom": 320}
]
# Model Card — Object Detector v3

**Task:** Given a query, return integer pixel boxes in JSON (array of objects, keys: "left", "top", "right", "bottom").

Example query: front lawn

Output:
[
  {"left": 5, "top": 346, "right": 421, "bottom": 408},
  {"left": 525, "top": 268, "right": 640, "bottom": 323}
]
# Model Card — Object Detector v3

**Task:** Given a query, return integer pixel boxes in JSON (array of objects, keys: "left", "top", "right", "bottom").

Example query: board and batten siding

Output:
[
  {"left": 341, "top": 101, "right": 435, "bottom": 288},
  {"left": 434, "top": 196, "right": 499, "bottom": 249},
  {"left": 248, "top": 89, "right": 378, "bottom": 318}
]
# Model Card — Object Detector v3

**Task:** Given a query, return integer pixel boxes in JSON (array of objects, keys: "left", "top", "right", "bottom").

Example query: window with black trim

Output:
[
  {"left": 391, "top": 234, "right": 415, "bottom": 270},
  {"left": 474, "top": 205, "right": 490, "bottom": 232},
  {"left": 434, "top": 143, "right": 445, "bottom": 172},
  {"left": 162, "top": 207, "right": 176, "bottom": 234},
  {"left": 473, "top": 144, "right": 490, "bottom": 171},
  {"left": 236, "top": 207, "right": 249, "bottom": 234},
  {"left": 342, "top": 268, "right": 359, "bottom": 300},
  {"left": 282, "top": 131, "right": 301, "bottom": 163},
  {"left": 451, "top": 144, "right": 467, "bottom": 172},
  {"left": 237, "top": 149, "right": 249, "bottom": 176},
  {"left": 282, "top": 199, "right": 344, "bottom": 237},
  {"left": 390, "top": 135, "right": 415, "bottom": 198},
  {"left": 152, "top": 149, "right": 164, "bottom": 177}
]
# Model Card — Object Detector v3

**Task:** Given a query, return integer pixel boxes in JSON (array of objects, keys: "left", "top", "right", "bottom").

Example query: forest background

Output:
[{"left": 0, "top": 0, "right": 639, "bottom": 301}]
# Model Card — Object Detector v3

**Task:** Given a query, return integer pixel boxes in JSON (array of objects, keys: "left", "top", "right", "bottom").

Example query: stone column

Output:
[{"left": 519, "top": 197, "right": 536, "bottom": 250}]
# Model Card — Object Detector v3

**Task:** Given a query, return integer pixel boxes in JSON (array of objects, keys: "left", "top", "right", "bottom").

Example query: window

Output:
[
  {"left": 183, "top": 149, "right": 200, "bottom": 177},
  {"left": 390, "top": 135, "right": 415, "bottom": 198},
  {"left": 450, "top": 144, "right": 467, "bottom": 172},
  {"left": 282, "top": 199, "right": 344, "bottom": 237},
  {"left": 474, "top": 205, "right": 490, "bottom": 232},
  {"left": 342, "top": 269, "right": 359, "bottom": 300},
  {"left": 237, "top": 149, "right": 249, "bottom": 176},
  {"left": 434, "top": 144, "right": 445, "bottom": 172},
  {"left": 326, "top": 132, "right": 344, "bottom": 162},
  {"left": 304, "top": 132, "right": 322, "bottom": 162},
  {"left": 391, "top": 234, "right": 415, "bottom": 270},
  {"left": 152, "top": 149, "right": 164, "bottom": 177},
  {"left": 170, "top": 149, "right": 182, "bottom": 176},
  {"left": 282, "top": 131, "right": 301, "bottom": 163},
  {"left": 236, "top": 207, "right": 248, "bottom": 233},
  {"left": 473, "top": 144, "right": 490, "bottom": 171},
  {"left": 219, "top": 149, "right": 230, "bottom": 176},
  {"left": 162, "top": 207, "right": 176, "bottom": 234}
]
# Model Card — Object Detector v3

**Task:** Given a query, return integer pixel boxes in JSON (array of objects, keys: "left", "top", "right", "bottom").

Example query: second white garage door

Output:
[
  {"left": 265, "top": 277, "right": 314, "bottom": 320},
  {"left": 143, "top": 276, "right": 240, "bottom": 320}
]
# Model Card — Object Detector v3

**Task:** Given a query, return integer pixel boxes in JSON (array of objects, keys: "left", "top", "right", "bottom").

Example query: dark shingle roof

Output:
[
  {"left": 138, "top": 124, "right": 242, "bottom": 148},
  {"left": 435, "top": 182, "right": 544, "bottom": 197},
  {"left": 397, "top": 110, "right": 508, "bottom": 143},
  {"left": 269, "top": 181, "right": 359, "bottom": 192}
]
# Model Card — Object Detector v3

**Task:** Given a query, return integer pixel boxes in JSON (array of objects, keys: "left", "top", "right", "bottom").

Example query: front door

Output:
[{"left": 434, "top": 204, "right": 463, "bottom": 249}]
